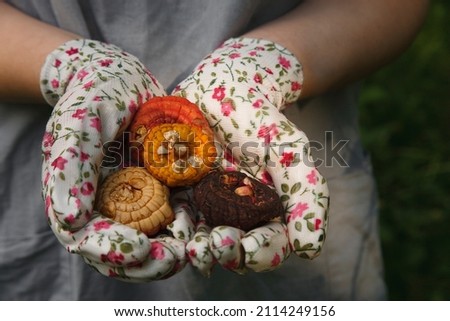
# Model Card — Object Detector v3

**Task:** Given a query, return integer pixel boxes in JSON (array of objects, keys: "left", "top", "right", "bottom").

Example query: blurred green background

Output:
[{"left": 358, "top": 0, "right": 449, "bottom": 300}]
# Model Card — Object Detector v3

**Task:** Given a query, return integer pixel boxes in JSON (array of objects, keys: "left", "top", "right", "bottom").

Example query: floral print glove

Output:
[
  {"left": 173, "top": 37, "right": 330, "bottom": 273},
  {"left": 41, "top": 39, "right": 187, "bottom": 282}
]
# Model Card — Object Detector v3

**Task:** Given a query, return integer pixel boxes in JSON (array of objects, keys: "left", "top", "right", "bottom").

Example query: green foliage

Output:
[{"left": 358, "top": 0, "right": 450, "bottom": 300}]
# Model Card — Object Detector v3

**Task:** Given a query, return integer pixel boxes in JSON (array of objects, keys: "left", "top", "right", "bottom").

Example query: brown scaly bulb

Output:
[{"left": 193, "top": 170, "right": 284, "bottom": 231}]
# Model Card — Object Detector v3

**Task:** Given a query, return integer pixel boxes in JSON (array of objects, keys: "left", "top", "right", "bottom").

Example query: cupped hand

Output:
[
  {"left": 41, "top": 39, "right": 189, "bottom": 281},
  {"left": 173, "top": 37, "right": 330, "bottom": 274}
]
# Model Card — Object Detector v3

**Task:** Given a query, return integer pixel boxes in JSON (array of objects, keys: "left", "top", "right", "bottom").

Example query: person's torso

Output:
[{"left": 0, "top": 0, "right": 379, "bottom": 300}]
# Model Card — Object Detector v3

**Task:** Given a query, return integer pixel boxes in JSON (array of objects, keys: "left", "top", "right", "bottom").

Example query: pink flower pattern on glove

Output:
[
  {"left": 40, "top": 39, "right": 191, "bottom": 282},
  {"left": 174, "top": 37, "right": 330, "bottom": 269}
]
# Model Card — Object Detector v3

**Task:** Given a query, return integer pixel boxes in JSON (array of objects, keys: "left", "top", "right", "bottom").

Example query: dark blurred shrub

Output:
[{"left": 358, "top": 0, "right": 450, "bottom": 300}]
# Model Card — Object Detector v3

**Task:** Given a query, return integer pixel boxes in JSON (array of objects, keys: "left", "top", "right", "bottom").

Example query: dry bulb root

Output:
[
  {"left": 95, "top": 167, "right": 174, "bottom": 236},
  {"left": 194, "top": 171, "right": 284, "bottom": 231},
  {"left": 128, "top": 96, "right": 214, "bottom": 166},
  {"left": 143, "top": 123, "right": 216, "bottom": 187}
]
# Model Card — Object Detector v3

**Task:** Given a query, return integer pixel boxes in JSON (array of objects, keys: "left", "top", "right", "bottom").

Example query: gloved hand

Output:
[
  {"left": 41, "top": 39, "right": 189, "bottom": 282},
  {"left": 173, "top": 37, "right": 330, "bottom": 274}
]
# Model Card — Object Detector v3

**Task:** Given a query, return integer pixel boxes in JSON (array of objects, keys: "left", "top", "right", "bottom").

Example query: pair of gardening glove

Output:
[{"left": 41, "top": 38, "right": 329, "bottom": 282}]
